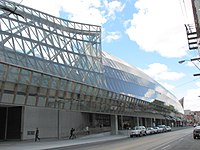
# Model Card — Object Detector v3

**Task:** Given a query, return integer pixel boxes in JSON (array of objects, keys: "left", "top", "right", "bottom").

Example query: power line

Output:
[{"left": 175, "top": 77, "right": 200, "bottom": 89}]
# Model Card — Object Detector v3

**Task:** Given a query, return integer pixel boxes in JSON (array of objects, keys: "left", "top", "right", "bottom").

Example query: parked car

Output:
[
  {"left": 158, "top": 125, "right": 167, "bottom": 132},
  {"left": 146, "top": 127, "right": 155, "bottom": 135},
  {"left": 166, "top": 126, "right": 171, "bottom": 132},
  {"left": 153, "top": 127, "right": 159, "bottom": 133},
  {"left": 154, "top": 126, "right": 163, "bottom": 133},
  {"left": 193, "top": 126, "right": 200, "bottom": 139},
  {"left": 130, "top": 126, "right": 146, "bottom": 137}
]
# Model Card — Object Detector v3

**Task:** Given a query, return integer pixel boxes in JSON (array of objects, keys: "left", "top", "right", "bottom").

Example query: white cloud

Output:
[
  {"left": 125, "top": 0, "right": 193, "bottom": 58},
  {"left": 196, "top": 82, "right": 200, "bottom": 87},
  {"left": 10, "top": 0, "right": 124, "bottom": 26},
  {"left": 104, "top": 1, "right": 125, "bottom": 20},
  {"left": 159, "top": 82, "right": 175, "bottom": 91},
  {"left": 104, "top": 32, "right": 121, "bottom": 43},
  {"left": 11, "top": 0, "right": 62, "bottom": 17},
  {"left": 141, "top": 63, "right": 185, "bottom": 81},
  {"left": 184, "top": 88, "right": 200, "bottom": 111}
]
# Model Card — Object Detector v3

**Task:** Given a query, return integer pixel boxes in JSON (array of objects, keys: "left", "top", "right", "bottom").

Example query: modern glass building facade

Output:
[
  {"left": 0, "top": 0, "right": 184, "bottom": 140},
  {"left": 102, "top": 51, "right": 183, "bottom": 113}
]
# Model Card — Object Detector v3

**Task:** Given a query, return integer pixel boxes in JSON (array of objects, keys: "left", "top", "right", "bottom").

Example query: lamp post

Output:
[{"left": 178, "top": 57, "right": 200, "bottom": 76}]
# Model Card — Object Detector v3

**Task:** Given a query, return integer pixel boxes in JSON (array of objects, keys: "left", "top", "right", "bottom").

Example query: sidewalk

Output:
[{"left": 0, "top": 132, "right": 128, "bottom": 150}]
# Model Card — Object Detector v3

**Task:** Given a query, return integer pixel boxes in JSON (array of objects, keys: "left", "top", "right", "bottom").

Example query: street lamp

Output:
[
  {"left": 193, "top": 73, "right": 200, "bottom": 76},
  {"left": 178, "top": 57, "right": 200, "bottom": 76}
]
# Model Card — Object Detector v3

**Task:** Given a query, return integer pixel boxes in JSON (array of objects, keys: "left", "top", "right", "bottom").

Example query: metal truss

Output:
[{"left": 0, "top": 0, "right": 105, "bottom": 88}]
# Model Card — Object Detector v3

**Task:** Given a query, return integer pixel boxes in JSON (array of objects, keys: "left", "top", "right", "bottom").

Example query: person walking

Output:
[
  {"left": 69, "top": 128, "right": 76, "bottom": 139},
  {"left": 35, "top": 128, "right": 40, "bottom": 142},
  {"left": 86, "top": 126, "right": 89, "bottom": 135}
]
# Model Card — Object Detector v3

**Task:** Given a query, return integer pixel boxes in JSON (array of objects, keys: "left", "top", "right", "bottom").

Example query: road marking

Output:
[
  {"left": 161, "top": 145, "right": 170, "bottom": 149},
  {"left": 179, "top": 138, "right": 183, "bottom": 141}
]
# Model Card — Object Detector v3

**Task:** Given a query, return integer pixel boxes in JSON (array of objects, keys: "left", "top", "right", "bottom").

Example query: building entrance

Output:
[{"left": 0, "top": 106, "right": 22, "bottom": 140}]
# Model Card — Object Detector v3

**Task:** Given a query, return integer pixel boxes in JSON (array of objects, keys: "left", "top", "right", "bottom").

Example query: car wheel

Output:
[
  {"left": 193, "top": 136, "right": 196, "bottom": 139},
  {"left": 139, "top": 132, "right": 142, "bottom": 137}
]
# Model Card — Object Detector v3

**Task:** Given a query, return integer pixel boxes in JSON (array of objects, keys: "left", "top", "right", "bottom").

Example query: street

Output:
[{"left": 51, "top": 128, "right": 200, "bottom": 150}]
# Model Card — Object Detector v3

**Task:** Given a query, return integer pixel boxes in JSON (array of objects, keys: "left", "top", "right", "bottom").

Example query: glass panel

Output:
[
  {"left": 74, "top": 83, "right": 81, "bottom": 93},
  {"left": 63, "top": 100, "right": 71, "bottom": 109},
  {"left": 19, "top": 69, "right": 31, "bottom": 84},
  {"left": 98, "top": 89, "right": 103, "bottom": 97},
  {"left": 29, "top": 86, "right": 37, "bottom": 96},
  {"left": 49, "top": 89, "right": 56, "bottom": 97},
  {"left": 2, "top": 93, "right": 14, "bottom": 103},
  {"left": 67, "top": 81, "right": 73, "bottom": 92},
  {"left": 41, "top": 75, "right": 51, "bottom": 88},
  {"left": 81, "top": 85, "right": 87, "bottom": 94},
  {"left": 51, "top": 77, "right": 59, "bottom": 89},
  {"left": 32, "top": 72, "right": 42, "bottom": 86},
  {"left": 37, "top": 97, "right": 46, "bottom": 106},
  {"left": 15, "top": 95, "right": 26, "bottom": 104},
  {"left": 66, "top": 92, "right": 72, "bottom": 99},
  {"left": 7, "top": 66, "right": 19, "bottom": 82},
  {"left": 0, "top": 63, "right": 6, "bottom": 80},
  {"left": 58, "top": 91, "right": 64, "bottom": 99},
  {"left": 17, "top": 84, "right": 27, "bottom": 93},
  {"left": 60, "top": 79, "right": 66, "bottom": 90},
  {"left": 26, "top": 96, "right": 36, "bottom": 106},
  {"left": 108, "top": 92, "right": 112, "bottom": 99},
  {"left": 4, "top": 82, "right": 15, "bottom": 91},
  {"left": 39, "top": 88, "right": 47, "bottom": 96},
  {"left": 92, "top": 88, "right": 98, "bottom": 97}
]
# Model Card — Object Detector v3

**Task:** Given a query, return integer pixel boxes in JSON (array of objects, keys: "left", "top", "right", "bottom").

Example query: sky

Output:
[{"left": 9, "top": 0, "right": 200, "bottom": 111}]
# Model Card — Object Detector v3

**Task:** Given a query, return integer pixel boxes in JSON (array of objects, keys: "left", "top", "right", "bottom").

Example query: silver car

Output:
[{"left": 130, "top": 126, "right": 146, "bottom": 137}]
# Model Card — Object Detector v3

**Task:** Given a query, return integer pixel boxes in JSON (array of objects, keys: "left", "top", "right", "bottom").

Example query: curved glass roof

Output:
[{"left": 102, "top": 51, "right": 184, "bottom": 114}]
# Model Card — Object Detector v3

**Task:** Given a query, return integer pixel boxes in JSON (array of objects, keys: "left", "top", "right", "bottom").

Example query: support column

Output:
[
  {"left": 92, "top": 113, "right": 96, "bottom": 127},
  {"left": 121, "top": 115, "right": 124, "bottom": 130},
  {"left": 57, "top": 109, "right": 62, "bottom": 139},
  {"left": 4, "top": 107, "right": 8, "bottom": 140},
  {"left": 137, "top": 117, "right": 139, "bottom": 126},
  {"left": 139, "top": 118, "right": 143, "bottom": 126},
  {"left": 21, "top": 106, "right": 25, "bottom": 140},
  {"left": 145, "top": 118, "right": 147, "bottom": 127},
  {"left": 111, "top": 115, "right": 118, "bottom": 135}
]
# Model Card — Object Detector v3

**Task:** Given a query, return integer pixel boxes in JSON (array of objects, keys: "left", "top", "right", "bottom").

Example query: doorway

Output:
[{"left": 0, "top": 106, "right": 22, "bottom": 140}]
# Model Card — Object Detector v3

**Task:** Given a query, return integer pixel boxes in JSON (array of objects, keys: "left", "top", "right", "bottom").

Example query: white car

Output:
[
  {"left": 130, "top": 126, "right": 146, "bottom": 137},
  {"left": 154, "top": 127, "right": 163, "bottom": 133},
  {"left": 166, "top": 126, "right": 171, "bottom": 132},
  {"left": 146, "top": 127, "right": 155, "bottom": 135}
]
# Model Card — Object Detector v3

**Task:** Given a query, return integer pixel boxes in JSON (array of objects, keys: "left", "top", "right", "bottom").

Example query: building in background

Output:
[{"left": 184, "top": 110, "right": 200, "bottom": 125}]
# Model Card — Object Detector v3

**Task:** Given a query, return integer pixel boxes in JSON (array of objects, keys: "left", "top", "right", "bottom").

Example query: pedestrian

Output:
[
  {"left": 86, "top": 126, "right": 89, "bottom": 135},
  {"left": 69, "top": 128, "right": 76, "bottom": 139},
  {"left": 35, "top": 128, "right": 40, "bottom": 142}
]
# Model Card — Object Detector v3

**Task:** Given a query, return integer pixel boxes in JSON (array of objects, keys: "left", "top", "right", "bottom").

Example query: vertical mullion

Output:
[
  {"left": 0, "top": 64, "right": 10, "bottom": 102},
  {"left": 12, "top": 68, "right": 21, "bottom": 104},
  {"left": 24, "top": 70, "right": 32, "bottom": 105},
  {"left": 55, "top": 78, "right": 61, "bottom": 109},
  {"left": 45, "top": 76, "right": 52, "bottom": 107},
  {"left": 35, "top": 74, "right": 43, "bottom": 106}
]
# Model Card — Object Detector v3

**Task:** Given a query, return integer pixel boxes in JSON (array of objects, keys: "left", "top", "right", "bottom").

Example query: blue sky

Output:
[{"left": 10, "top": 0, "right": 200, "bottom": 111}]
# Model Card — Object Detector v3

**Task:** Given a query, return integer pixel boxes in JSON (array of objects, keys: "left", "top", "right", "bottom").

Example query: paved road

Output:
[{"left": 52, "top": 128, "right": 200, "bottom": 150}]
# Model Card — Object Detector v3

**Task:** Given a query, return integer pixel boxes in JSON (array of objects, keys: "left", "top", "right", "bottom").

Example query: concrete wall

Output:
[{"left": 21, "top": 106, "right": 89, "bottom": 140}]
